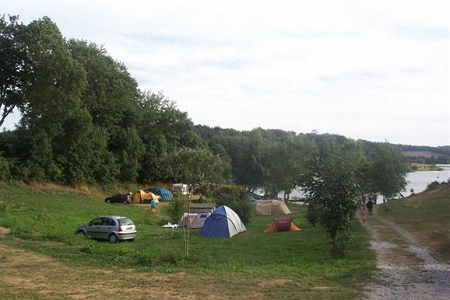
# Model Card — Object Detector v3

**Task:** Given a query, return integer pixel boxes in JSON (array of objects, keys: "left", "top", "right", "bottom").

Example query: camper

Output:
[{"left": 173, "top": 183, "right": 189, "bottom": 196}]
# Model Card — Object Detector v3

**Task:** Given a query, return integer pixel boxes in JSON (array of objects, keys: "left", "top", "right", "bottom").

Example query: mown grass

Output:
[
  {"left": 0, "top": 182, "right": 375, "bottom": 299},
  {"left": 376, "top": 182, "right": 450, "bottom": 263}
]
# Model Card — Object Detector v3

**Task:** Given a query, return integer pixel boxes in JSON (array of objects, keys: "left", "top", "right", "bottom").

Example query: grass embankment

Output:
[
  {"left": 0, "top": 182, "right": 375, "bottom": 299},
  {"left": 376, "top": 182, "right": 450, "bottom": 263}
]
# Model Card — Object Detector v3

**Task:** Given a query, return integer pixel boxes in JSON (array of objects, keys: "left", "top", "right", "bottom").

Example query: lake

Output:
[
  {"left": 392, "top": 164, "right": 450, "bottom": 198},
  {"left": 274, "top": 164, "right": 450, "bottom": 203}
]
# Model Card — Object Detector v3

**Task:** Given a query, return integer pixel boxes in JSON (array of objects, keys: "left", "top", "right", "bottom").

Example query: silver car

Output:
[{"left": 75, "top": 216, "right": 137, "bottom": 243}]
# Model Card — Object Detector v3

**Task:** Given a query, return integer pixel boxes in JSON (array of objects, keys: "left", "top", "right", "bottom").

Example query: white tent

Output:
[
  {"left": 178, "top": 212, "right": 210, "bottom": 229},
  {"left": 254, "top": 200, "right": 291, "bottom": 216}
]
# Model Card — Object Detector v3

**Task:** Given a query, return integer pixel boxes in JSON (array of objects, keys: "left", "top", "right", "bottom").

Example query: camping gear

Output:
[
  {"left": 250, "top": 193, "right": 263, "bottom": 201},
  {"left": 198, "top": 206, "right": 246, "bottom": 238},
  {"left": 146, "top": 187, "right": 173, "bottom": 201},
  {"left": 132, "top": 190, "right": 159, "bottom": 204},
  {"left": 263, "top": 218, "right": 301, "bottom": 233},
  {"left": 162, "top": 222, "right": 179, "bottom": 228},
  {"left": 178, "top": 212, "right": 211, "bottom": 229},
  {"left": 254, "top": 200, "right": 292, "bottom": 216}
]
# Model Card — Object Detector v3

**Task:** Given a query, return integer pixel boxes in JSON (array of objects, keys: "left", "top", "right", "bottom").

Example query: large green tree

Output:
[
  {"left": 263, "top": 134, "right": 314, "bottom": 199},
  {"left": 0, "top": 15, "right": 29, "bottom": 127},
  {"left": 367, "top": 142, "right": 408, "bottom": 206}
]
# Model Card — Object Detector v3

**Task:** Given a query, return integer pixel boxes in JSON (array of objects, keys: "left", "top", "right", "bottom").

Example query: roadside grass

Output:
[
  {"left": 0, "top": 182, "right": 375, "bottom": 299},
  {"left": 376, "top": 182, "right": 450, "bottom": 263}
]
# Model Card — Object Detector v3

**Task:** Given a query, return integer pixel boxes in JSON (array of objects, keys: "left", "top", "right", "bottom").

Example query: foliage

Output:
[
  {"left": 262, "top": 133, "right": 314, "bottom": 199},
  {"left": 211, "top": 185, "right": 252, "bottom": 225},
  {"left": 0, "top": 153, "right": 10, "bottom": 180},
  {"left": 302, "top": 137, "right": 366, "bottom": 257},
  {"left": 426, "top": 181, "right": 440, "bottom": 191},
  {"left": 306, "top": 204, "right": 320, "bottom": 226},
  {"left": 171, "top": 147, "right": 231, "bottom": 192},
  {"left": 366, "top": 143, "right": 408, "bottom": 203},
  {"left": 0, "top": 14, "right": 30, "bottom": 128},
  {"left": 165, "top": 196, "right": 188, "bottom": 223}
]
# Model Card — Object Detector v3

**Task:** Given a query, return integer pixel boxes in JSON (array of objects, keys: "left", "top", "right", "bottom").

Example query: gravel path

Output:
[{"left": 363, "top": 209, "right": 450, "bottom": 300}]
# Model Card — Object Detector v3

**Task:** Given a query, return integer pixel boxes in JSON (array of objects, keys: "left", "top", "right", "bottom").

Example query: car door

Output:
[
  {"left": 100, "top": 217, "right": 117, "bottom": 239},
  {"left": 86, "top": 217, "right": 104, "bottom": 238}
]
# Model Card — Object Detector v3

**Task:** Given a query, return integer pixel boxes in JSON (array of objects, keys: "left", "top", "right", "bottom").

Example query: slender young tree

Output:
[{"left": 302, "top": 138, "right": 366, "bottom": 257}]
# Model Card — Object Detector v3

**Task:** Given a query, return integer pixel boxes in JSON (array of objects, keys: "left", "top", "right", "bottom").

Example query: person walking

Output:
[
  {"left": 361, "top": 207, "right": 367, "bottom": 223},
  {"left": 366, "top": 199, "right": 374, "bottom": 216},
  {"left": 150, "top": 199, "right": 156, "bottom": 214}
]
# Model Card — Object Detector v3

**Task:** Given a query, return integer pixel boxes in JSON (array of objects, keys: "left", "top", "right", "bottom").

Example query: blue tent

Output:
[
  {"left": 146, "top": 188, "right": 173, "bottom": 201},
  {"left": 250, "top": 192, "right": 263, "bottom": 201},
  {"left": 198, "top": 206, "right": 246, "bottom": 238}
]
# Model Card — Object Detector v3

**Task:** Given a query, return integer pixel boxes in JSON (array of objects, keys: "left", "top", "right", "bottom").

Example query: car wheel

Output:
[
  {"left": 78, "top": 230, "right": 86, "bottom": 237},
  {"left": 123, "top": 200, "right": 128, "bottom": 205},
  {"left": 106, "top": 199, "right": 111, "bottom": 203},
  {"left": 108, "top": 233, "right": 118, "bottom": 243}
]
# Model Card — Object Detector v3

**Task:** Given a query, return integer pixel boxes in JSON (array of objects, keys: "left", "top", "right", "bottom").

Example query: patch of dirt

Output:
[
  {"left": 0, "top": 227, "right": 11, "bottom": 235},
  {"left": 0, "top": 241, "right": 268, "bottom": 299},
  {"left": 258, "top": 279, "right": 291, "bottom": 287},
  {"left": 363, "top": 208, "right": 450, "bottom": 300}
]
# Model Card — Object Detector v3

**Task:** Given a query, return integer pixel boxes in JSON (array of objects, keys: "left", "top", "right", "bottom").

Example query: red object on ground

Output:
[{"left": 274, "top": 218, "right": 292, "bottom": 231}]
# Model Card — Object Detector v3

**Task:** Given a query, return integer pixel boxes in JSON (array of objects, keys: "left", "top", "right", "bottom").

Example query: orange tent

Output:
[
  {"left": 263, "top": 218, "right": 301, "bottom": 233},
  {"left": 132, "top": 190, "right": 159, "bottom": 204}
]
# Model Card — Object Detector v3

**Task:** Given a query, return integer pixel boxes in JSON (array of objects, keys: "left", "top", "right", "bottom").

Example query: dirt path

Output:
[{"left": 363, "top": 208, "right": 450, "bottom": 300}]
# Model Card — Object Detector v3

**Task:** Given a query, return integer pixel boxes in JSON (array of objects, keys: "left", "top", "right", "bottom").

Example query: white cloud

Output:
[{"left": 2, "top": 0, "right": 449, "bottom": 145}]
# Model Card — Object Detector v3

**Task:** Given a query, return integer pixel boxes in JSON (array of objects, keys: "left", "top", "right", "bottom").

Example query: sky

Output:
[{"left": 2, "top": 0, "right": 449, "bottom": 146}]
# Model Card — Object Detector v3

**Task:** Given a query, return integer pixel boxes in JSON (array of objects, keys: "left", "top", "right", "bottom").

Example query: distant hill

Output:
[{"left": 397, "top": 145, "right": 450, "bottom": 164}]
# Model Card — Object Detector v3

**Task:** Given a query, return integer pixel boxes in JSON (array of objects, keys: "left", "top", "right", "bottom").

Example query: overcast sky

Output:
[{"left": 2, "top": 0, "right": 449, "bottom": 146}]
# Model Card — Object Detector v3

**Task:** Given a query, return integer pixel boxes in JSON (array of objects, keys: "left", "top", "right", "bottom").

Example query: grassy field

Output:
[
  {"left": 0, "top": 182, "right": 375, "bottom": 299},
  {"left": 377, "top": 182, "right": 450, "bottom": 263}
]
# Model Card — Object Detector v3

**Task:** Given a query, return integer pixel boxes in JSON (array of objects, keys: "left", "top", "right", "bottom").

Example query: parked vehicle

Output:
[
  {"left": 105, "top": 193, "right": 131, "bottom": 204},
  {"left": 173, "top": 183, "right": 189, "bottom": 196},
  {"left": 75, "top": 216, "right": 137, "bottom": 243}
]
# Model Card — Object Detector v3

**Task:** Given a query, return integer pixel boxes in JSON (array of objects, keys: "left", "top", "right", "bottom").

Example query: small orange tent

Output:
[
  {"left": 132, "top": 190, "right": 159, "bottom": 204},
  {"left": 263, "top": 218, "right": 301, "bottom": 233}
]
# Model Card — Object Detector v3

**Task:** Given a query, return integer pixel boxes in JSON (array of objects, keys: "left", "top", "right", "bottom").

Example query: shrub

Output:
[
  {"left": 306, "top": 204, "right": 320, "bottom": 226},
  {"left": 0, "top": 155, "right": 11, "bottom": 180},
  {"left": 165, "top": 196, "right": 188, "bottom": 223},
  {"left": 426, "top": 181, "right": 440, "bottom": 191},
  {"left": 211, "top": 185, "right": 252, "bottom": 225}
]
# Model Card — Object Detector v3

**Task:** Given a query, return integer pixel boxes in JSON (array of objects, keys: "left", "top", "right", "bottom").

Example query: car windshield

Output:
[{"left": 119, "top": 218, "right": 134, "bottom": 226}]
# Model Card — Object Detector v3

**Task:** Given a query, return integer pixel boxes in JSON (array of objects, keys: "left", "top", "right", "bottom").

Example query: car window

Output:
[
  {"left": 103, "top": 218, "right": 116, "bottom": 226},
  {"left": 89, "top": 217, "right": 103, "bottom": 226},
  {"left": 119, "top": 218, "right": 134, "bottom": 226}
]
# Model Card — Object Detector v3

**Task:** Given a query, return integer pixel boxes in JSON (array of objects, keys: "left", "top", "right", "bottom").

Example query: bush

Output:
[
  {"left": 0, "top": 155, "right": 11, "bottom": 180},
  {"left": 211, "top": 185, "right": 252, "bottom": 225},
  {"left": 426, "top": 181, "right": 441, "bottom": 191},
  {"left": 165, "top": 196, "right": 188, "bottom": 223},
  {"left": 306, "top": 204, "right": 320, "bottom": 226}
]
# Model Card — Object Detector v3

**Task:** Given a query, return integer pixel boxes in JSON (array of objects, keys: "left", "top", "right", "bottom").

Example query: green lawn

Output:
[{"left": 0, "top": 182, "right": 375, "bottom": 299}]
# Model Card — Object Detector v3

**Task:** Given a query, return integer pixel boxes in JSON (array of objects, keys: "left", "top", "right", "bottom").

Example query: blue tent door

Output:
[{"left": 199, "top": 207, "right": 230, "bottom": 237}]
